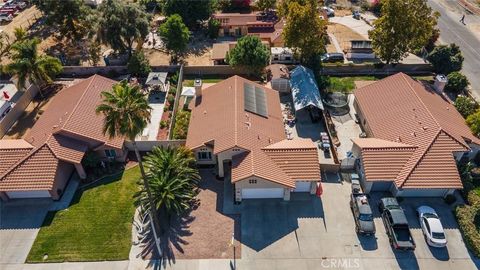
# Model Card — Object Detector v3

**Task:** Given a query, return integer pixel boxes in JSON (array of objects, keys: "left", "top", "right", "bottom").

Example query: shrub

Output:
[
  {"left": 160, "top": 120, "right": 168, "bottom": 129},
  {"left": 427, "top": 43, "right": 463, "bottom": 75},
  {"left": 455, "top": 96, "right": 478, "bottom": 118},
  {"left": 455, "top": 204, "right": 480, "bottom": 257},
  {"left": 81, "top": 152, "right": 100, "bottom": 170},
  {"left": 445, "top": 72, "right": 469, "bottom": 93},
  {"left": 167, "top": 94, "right": 175, "bottom": 105},
  {"left": 466, "top": 110, "right": 480, "bottom": 137},
  {"left": 173, "top": 110, "right": 191, "bottom": 139}
]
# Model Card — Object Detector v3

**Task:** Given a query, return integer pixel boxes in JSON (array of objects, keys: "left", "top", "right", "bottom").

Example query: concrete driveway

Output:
[
  {"left": 0, "top": 199, "right": 51, "bottom": 265},
  {"left": 238, "top": 173, "right": 479, "bottom": 269}
]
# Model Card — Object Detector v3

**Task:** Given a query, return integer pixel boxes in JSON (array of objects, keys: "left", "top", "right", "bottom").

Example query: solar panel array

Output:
[{"left": 244, "top": 83, "right": 268, "bottom": 117}]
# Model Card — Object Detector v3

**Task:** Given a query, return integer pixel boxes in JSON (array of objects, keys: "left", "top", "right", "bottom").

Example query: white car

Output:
[
  {"left": 0, "top": 13, "right": 13, "bottom": 22},
  {"left": 322, "top": 6, "right": 335, "bottom": 17},
  {"left": 416, "top": 206, "right": 447, "bottom": 248}
]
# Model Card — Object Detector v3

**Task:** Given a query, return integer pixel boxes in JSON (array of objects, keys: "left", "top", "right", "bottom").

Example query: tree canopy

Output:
[
  {"left": 226, "top": 35, "right": 270, "bottom": 74},
  {"left": 427, "top": 43, "right": 464, "bottom": 75},
  {"left": 466, "top": 110, "right": 480, "bottom": 137},
  {"left": 255, "top": 0, "right": 277, "bottom": 11},
  {"left": 34, "top": 0, "right": 94, "bottom": 42},
  {"left": 368, "top": 0, "right": 439, "bottom": 64},
  {"left": 455, "top": 96, "right": 478, "bottom": 118},
  {"left": 445, "top": 71, "right": 469, "bottom": 93},
  {"left": 98, "top": 0, "right": 150, "bottom": 55},
  {"left": 159, "top": 14, "right": 191, "bottom": 60},
  {"left": 5, "top": 38, "right": 63, "bottom": 90},
  {"left": 127, "top": 51, "right": 151, "bottom": 77},
  {"left": 163, "top": 0, "right": 213, "bottom": 28},
  {"left": 282, "top": 0, "right": 326, "bottom": 64}
]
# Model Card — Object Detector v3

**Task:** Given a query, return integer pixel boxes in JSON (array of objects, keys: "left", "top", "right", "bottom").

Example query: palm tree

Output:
[
  {"left": 95, "top": 80, "right": 161, "bottom": 252},
  {"left": 5, "top": 38, "right": 63, "bottom": 91},
  {"left": 142, "top": 146, "right": 200, "bottom": 226}
]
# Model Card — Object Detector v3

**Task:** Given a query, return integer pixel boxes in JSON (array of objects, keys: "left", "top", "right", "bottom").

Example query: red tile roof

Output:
[
  {"left": 187, "top": 76, "right": 321, "bottom": 187},
  {"left": 354, "top": 73, "right": 477, "bottom": 189},
  {"left": 0, "top": 75, "right": 123, "bottom": 192}
]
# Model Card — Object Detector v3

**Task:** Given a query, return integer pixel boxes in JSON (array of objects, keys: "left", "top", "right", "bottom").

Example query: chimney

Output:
[
  {"left": 433, "top": 74, "right": 448, "bottom": 93},
  {"left": 194, "top": 78, "right": 203, "bottom": 98}
]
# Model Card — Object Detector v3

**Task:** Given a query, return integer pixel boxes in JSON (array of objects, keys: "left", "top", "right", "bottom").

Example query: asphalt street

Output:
[{"left": 428, "top": 0, "right": 480, "bottom": 99}]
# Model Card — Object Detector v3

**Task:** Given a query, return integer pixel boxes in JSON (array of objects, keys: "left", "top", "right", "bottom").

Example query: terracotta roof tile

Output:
[
  {"left": 354, "top": 73, "right": 476, "bottom": 189},
  {"left": 0, "top": 145, "right": 59, "bottom": 191}
]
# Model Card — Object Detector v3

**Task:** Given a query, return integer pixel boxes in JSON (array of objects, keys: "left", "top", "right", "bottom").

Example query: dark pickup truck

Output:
[{"left": 379, "top": 197, "right": 416, "bottom": 250}]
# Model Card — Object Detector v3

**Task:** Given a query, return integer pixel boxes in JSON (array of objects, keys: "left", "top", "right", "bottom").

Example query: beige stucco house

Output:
[
  {"left": 186, "top": 76, "right": 322, "bottom": 202},
  {"left": 0, "top": 75, "right": 127, "bottom": 201}
]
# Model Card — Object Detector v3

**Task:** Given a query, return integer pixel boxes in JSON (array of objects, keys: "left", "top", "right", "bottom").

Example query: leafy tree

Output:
[
  {"left": 173, "top": 110, "right": 191, "bottom": 139},
  {"left": 98, "top": 0, "right": 150, "bottom": 55},
  {"left": 278, "top": 0, "right": 308, "bottom": 17},
  {"left": 466, "top": 110, "right": 480, "bottom": 137},
  {"left": 226, "top": 35, "right": 270, "bottom": 74},
  {"left": 141, "top": 146, "right": 200, "bottom": 227},
  {"left": 368, "top": 0, "right": 439, "bottom": 64},
  {"left": 87, "top": 41, "right": 102, "bottom": 66},
  {"left": 5, "top": 39, "right": 63, "bottom": 90},
  {"left": 255, "top": 0, "right": 276, "bottom": 11},
  {"left": 445, "top": 72, "right": 469, "bottom": 94},
  {"left": 127, "top": 51, "right": 151, "bottom": 77},
  {"left": 95, "top": 80, "right": 161, "bottom": 253},
  {"left": 427, "top": 43, "right": 464, "bottom": 75},
  {"left": 283, "top": 0, "right": 326, "bottom": 64},
  {"left": 163, "top": 0, "right": 213, "bottom": 28},
  {"left": 207, "top": 18, "right": 221, "bottom": 39},
  {"left": 34, "top": 0, "right": 94, "bottom": 42},
  {"left": 159, "top": 14, "right": 191, "bottom": 61},
  {"left": 455, "top": 96, "right": 479, "bottom": 118}
]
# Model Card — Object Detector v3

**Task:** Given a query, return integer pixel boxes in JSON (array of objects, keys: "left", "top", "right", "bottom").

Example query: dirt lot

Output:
[
  {"left": 327, "top": 23, "right": 366, "bottom": 52},
  {"left": 171, "top": 170, "right": 241, "bottom": 259},
  {"left": 146, "top": 38, "right": 213, "bottom": 66}
]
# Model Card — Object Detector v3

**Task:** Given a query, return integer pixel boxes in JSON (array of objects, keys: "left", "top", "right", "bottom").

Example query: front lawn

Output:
[{"left": 27, "top": 166, "right": 140, "bottom": 262}]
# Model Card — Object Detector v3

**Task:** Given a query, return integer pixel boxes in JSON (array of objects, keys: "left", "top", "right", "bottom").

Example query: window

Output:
[
  {"left": 198, "top": 151, "right": 212, "bottom": 160},
  {"left": 233, "top": 148, "right": 241, "bottom": 152},
  {"left": 422, "top": 217, "right": 431, "bottom": 234},
  {"left": 105, "top": 149, "right": 116, "bottom": 158},
  {"left": 285, "top": 56, "right": 291, "bottom": 61},
  {"left": 249, "top": 179, "right": 257, "bottom": 184}
]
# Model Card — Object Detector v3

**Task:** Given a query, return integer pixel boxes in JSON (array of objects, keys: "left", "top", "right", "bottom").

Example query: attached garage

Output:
[
  {"left": 241, "top": 188, "right": 284, "bottom": 199},
  {"left": 394, "top": 188, "right": 450, "bottom": 197},
  {"left": 6, "top": 190, "right": 51, "bottom": 199},
  {"left": 370, "top": 181, "right": 393, "bottom": 191},
  {"left": 293, "top": 181, "right": 311, "bottom": 192}
]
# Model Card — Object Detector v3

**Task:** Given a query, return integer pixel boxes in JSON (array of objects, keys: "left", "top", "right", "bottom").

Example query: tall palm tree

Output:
[
  {"left": 5, "top": 38, "right": 63, "bottom": 91},
  {"left": 142, "top": 146, "right": 200, "bottom": 225},
  {"left": 95, "top": 80, "right": 161, "bottom": 251}
]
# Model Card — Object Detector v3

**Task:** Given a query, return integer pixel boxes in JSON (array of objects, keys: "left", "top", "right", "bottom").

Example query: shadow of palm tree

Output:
[{"left": 136, "top": 203, "right": 197, "bottom": 269}]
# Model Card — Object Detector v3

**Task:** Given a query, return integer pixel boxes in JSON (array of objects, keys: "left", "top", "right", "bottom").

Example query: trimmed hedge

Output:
[{"left": 456, "top": 203, "right": 480, "bottom": 257}]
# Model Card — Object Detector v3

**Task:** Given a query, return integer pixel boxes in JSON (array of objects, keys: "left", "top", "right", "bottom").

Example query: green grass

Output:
[
  {"left": 326, "top": 76, "right": 379, "bottom": 93},
  {"left": 27, "top": 167, "right": 140, "bottom": 263},
  {"left": 183, "top": 78, "right": 224, "bottom": 87}
]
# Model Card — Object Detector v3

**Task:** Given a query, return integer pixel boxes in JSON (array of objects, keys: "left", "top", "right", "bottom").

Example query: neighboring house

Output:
[
  {"left": 213, "top": 12, "right": 284, "bottom": 46},
  {"left": 352, "top": 73, "right": 480, "bottom": 197},
  {"left": 211, "top": 41, "right": 271, "bottom": 65},
  {"left": 0, "top": 75, "right": 127, "bottom": 201},
  {"left": 289, "top": 66, "right": 325, "bottom": 122},
  {"left": 186, "top": 76, "right": 321, "bottom": 201},
  {"left": 267, "top": 64, "right": 290, "bottom": 93},
  {"left": 84, "top": 0, "right": 103, "bottom": 6},
  {"left": 270, "top": 47, "right": 295, "bottom": 64}
]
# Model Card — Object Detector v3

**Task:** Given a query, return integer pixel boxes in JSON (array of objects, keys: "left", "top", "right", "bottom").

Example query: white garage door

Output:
[
  {"left": 294, "top": 181, "right": 311, "bottom": 192},
  {"left": 6, "top": 190, "right": 51, "bottom": 199},
  {"left": 241, "top": 188, "right": 284, "bottom": 199}
]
